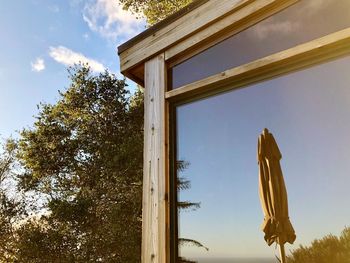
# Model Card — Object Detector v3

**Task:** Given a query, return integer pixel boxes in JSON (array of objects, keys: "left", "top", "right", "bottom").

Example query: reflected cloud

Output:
[
  {"left": 253, "top": 20, "right": 300, "bottom": 40},
  {"left": 252, "top": 0, "right": 331, "bottom": 39},
  {"left": 304, "top": 0, "right": 332, "bottom": 13}
]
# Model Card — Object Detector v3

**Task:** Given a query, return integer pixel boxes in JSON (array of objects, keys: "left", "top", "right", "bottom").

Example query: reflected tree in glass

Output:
[{"left": 177, "top": 160, "right": 209, "bottom": 263}]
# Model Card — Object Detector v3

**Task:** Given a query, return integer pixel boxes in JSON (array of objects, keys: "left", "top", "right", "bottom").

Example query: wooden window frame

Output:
[
  {"left": 166, "top": 28, "right": 350, "bottom": 104},
  {"left": 125, "top": 1, "right": 350, "bottom": 263},
  {"left": 120, "top": 0, "right": 299, "bottom": 86}
]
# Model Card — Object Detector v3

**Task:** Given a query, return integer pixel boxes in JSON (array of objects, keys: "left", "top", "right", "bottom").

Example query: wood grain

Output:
[
  {"left": 120, "top": 0, "right": 251, "bottom": 72},
  {"left": 142, "top": 54, "right": 168, "bottom": 263}
]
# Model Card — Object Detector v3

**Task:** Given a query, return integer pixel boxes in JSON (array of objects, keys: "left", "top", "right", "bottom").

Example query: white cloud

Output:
[
  {"left": 49, "top": 46, "right": 105, "bottom": 72},
  {"left": 82, "top": 0, "right": 145, "bottom": 42},
  {"left": 31, "top": 58, "right": 46, "bottom": 72}
]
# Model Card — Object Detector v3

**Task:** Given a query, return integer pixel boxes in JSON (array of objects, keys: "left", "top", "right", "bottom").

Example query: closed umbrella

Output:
[{"left": 257, "top": 128, "right": 296, "bottom": 263}]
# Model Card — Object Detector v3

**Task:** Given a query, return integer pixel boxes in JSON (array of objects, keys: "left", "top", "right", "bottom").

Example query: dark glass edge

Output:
[{"left": 169, "top": 104, "right": 179, "bottom": 263}]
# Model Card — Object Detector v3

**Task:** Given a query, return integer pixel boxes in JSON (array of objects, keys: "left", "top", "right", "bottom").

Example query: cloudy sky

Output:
[{"left": 0, "top": 0, "right": 145, "bottom": 139}]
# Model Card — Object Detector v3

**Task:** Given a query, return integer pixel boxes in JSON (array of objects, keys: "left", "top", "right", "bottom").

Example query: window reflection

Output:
[
  {"left": 171, "top": 0, "right": 350, "bottom": 89},
  {"left": 175, "top": 55, "right": 350, "bottom": 262}
]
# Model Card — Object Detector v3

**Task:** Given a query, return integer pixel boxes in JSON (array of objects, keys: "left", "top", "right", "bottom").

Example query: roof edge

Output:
[{"left": 117, "top": 0, "right": 210, "bottom": 55}]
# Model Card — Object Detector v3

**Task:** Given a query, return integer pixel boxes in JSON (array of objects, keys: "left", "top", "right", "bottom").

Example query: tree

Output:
[
  {"left": 14, "top": 65, "right": 144, "bottom": 262},
  {"left": 177, "top": 160, "right": 208, "bottom": 263},
  {"left": 0, "top": 140, "right": 26, "bottom": 262},
  {"left": 119, "top": 0, "right": 194, "bottom": 25},
  {"left": 0, "top": 65, "right": 204, "bottom": 262},
  {"left": 287, "top": 227, "right": 350, "bottom": 263}
]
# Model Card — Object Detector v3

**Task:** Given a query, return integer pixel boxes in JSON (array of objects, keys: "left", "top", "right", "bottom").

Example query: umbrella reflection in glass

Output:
[{"left": 258, "top": 128, "right": 296, "bottom": 263}]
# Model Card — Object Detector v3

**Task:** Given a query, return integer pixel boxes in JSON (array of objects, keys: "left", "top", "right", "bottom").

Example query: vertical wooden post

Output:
[{"left": 142, "top": 54, "right": 168, "bottom": 263}]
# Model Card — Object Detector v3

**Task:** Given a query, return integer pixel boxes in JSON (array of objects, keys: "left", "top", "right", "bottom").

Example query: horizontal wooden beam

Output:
[
  {"left": 120, "top": 0, "right": 295, "bottom": 76},
  {"left": 165, "top": 27, "right": 350, "bottom": 103},
  {"left": 120, "top": 0, "right": 249, "bottom": 72},
  {"left": 124, "top": 71, "right": 144, "bottom": 87}
]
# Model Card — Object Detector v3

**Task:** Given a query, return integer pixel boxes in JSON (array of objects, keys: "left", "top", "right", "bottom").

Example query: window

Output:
[
  {"left": 119, "top": 1, "right": 350, "bottom": 262},
  {"left": 175, "top": 55, "right": 350, "bottom": 262},
  {"left": 170, "top": 0, "right": 350, "bottom": 89}
]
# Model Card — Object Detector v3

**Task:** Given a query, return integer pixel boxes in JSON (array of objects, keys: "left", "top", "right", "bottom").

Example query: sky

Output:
[
  {"left": 177, "top": 56, "right": 350, "bottom": 260},
  {"left": 0, "top": 0, "right": 145, "bottom": 140}
]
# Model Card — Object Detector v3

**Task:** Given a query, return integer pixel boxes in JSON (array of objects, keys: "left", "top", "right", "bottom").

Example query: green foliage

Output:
[
  {"left": 119, "top": 0, "right": 194, "bottom": 25},
  {"left": 15, "top": 218, "right": 78, "bottom": 263},
  {"left": 288, "top": 227, "right": 350, "bottom": 263},
  {"left": 0, "top": 140, "right": 26, "bottom": 262},
  {"left": 12, "top": 65, "right": 144, "bottom": 262},
  {"left": 0, "top": 65, "right": 203, "bottom": 262}
]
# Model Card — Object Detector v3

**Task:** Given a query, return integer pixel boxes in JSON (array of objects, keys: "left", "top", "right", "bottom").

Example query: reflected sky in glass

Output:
[
  {"left": 171, "top": 0, "right": 350, "bottom": 89},
  {"left": 176, "top": 56, "right": 350, "bottom": 262}
]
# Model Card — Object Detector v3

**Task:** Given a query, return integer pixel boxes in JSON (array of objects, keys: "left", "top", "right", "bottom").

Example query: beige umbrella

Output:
[{"left": 257, "top": 128, "right": 296, "bottom": 263}]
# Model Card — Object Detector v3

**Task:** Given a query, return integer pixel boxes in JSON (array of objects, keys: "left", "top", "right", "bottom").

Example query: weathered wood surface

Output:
[
  {"left": 166, "top": 27, "right": 350, "bottom": 103},
  {"left": 142, "top": 54, "right": 168, "bottom": 263},
  {"left": 120, "top": 0, "right": 270, "bottom": 72}
]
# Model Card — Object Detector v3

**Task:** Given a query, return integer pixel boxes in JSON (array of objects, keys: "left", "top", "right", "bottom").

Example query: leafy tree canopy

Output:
[
  {"left": 288, "top": 227, "right": 350, "bottom": 263},
  {"left": 119, "top": 0, "right": 194, "bottom": 25},
  {"left": 11, "top": 65, "right": 144, "bottom": 262},
  {"left": 0, "top": 64, "right": 201, "bottom": 262},
  {"left": 0, "top": 140, "right": 25, "bottom": 262}
]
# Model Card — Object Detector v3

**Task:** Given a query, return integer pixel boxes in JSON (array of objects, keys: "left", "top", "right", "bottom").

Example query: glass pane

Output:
[
  {"left": 175, "top": 55, "right": 350, "bottom": 262},
  {"left": 171, "top": 0, "right": 350, "bottom": 89}
]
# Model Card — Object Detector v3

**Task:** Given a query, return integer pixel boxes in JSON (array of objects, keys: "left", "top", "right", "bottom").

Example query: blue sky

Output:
[
  {"left": 177, "top": 56, "right": 350, "bottom": 259},
  {"left": 0, "top": 0, "right": 145, "bottom": 139}
]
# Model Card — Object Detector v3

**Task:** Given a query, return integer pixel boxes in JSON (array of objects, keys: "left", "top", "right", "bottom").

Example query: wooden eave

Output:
[
  {"left": 117, "top": 0, "right": 210, "bottom": 55},
  {"left": 117, "top": 0, "right": 210, "bottom": 86},
  {"left": 118, "top": 0, "right": 299, "bottom": 86}
]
